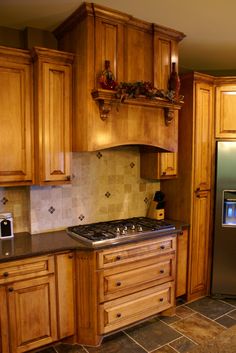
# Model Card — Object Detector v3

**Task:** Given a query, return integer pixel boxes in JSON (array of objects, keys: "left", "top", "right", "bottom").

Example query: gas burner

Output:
[{"left": 67, "top": 217, "right": 176, "bottom": 248}]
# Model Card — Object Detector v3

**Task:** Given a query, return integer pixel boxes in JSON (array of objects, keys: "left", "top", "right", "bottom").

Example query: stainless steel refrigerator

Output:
[{"left": 211, "top": 141, "right": 236, "bottom": 298}]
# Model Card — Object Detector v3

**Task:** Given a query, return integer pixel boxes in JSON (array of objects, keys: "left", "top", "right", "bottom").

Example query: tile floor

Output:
[{"left": 34, "top": 296, "right": 236, "bottom": 353}]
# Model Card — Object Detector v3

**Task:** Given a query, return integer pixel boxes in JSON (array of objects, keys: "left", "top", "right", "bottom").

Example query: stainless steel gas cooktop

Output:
[{"left": 67, "top": 217, "right": 176, "bottom": 248}]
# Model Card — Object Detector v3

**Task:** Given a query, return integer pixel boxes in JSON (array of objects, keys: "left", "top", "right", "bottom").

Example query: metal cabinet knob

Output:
[
  {"left": 116, "top": 281, "right": 122, "bottom": 287},
  {"left": 159, "top": 297, "right": 164, "bottom": 302},
  {"left": 116, "top": 313, "right": 122, "bottom": 318},
  {"left": 8, "top": 287, "right": 14, "bottom": 292},
  {"left": 3, "top": 272, "right": 9, "bottom": 277},
  {"left": 116, "top": 255, "right": 121, "bottom": 261},
  {"left": 160, "top": 245, "right": 165, "bottom": 250},
  {"left": 160, "top": 269, "right": 164, "bottom": 274}
]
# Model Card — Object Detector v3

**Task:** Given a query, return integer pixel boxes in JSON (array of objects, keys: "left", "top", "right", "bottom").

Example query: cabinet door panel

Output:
[
  {"left": 188, "top": 191, "right": 211, "bottom": 300},
  {"left": 43, "top": 63, "right": 71, "bottom": 182},
  {"left": 55, "top": 252, "right": 75, "bottom": 338},
  {"left": 215, "top": 85, "right": 236, "bottom": 138},
  {"left": 0, "top": 53, "right": 34, "bottom": 185},
  {"left": 7, "top": 276, "right": 57, "bottom": 353},
  {"left": 95, "top": 19, "right": 124, "bottom": 84},
  {"left": 194, "top": 82, "right": 213, "bottom": 191}
]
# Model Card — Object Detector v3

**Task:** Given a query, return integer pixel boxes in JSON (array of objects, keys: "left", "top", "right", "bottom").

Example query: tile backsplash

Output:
[{"left": 0, "top": 147, "right": 160, "bottom": 234}]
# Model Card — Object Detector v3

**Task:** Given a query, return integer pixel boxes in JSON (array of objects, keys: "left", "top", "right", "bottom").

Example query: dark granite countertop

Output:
[{"left": 0, "top": 220, "right": 189, "bottom": 263}]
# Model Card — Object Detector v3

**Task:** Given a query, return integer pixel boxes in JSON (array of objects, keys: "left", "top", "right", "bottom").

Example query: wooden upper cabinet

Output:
[
  {"left": 215, "top": 83, "right": 236, "bottom": 138},
  {"left": 140, "top": 152, "right": 177, "bottom": 179},
  {"left": 0, "top": 46, "right": 34, "bottom": 186},
  {"left": 194, "top": 81, "right": 213, "bottom": 191},
  {"left": 32, "top": 47, "right": 74, "bottom": 185}
]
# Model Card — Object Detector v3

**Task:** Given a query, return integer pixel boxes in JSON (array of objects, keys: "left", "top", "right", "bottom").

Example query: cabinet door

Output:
[
  {"left": 55, "top": 252, "right": 75, "bottom": 338},
  {"left": 33, "top": 48, "right": 73, "bottom": 185},
  {"left": 140, "top": 152, "right": 177, "bottom": 179},
  {"left": 7, "top": 275, "right": 57, "bottom": 353},
  {"left": 188, "top": 190, "right": 211, "bottom": 301},
  {"left": 0, "top": 47, "right": 34, "bottom": 186},
  {"left": 194, "top": 82, "right": 213, "bottom": 191},
  {"left": 215, "top": 84, "right": 236, "bottom": 138}
]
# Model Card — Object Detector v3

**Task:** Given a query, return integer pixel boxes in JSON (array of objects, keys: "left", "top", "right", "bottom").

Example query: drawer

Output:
[
  {"left": 97, "top": 235, "right": 176, "bottom": 269},
  {"left": 99, "top": 281, "right": 174, "bottom": 334},
  {"left": 99, "top": 254, "right": 175, "bottom": 302},
  {"left": 0, "top": 255, "right": 55, "bottom": 284}
]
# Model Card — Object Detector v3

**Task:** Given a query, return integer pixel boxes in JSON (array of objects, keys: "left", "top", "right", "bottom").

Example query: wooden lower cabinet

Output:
[
  {"left": 76, "top": 235, "right": 176, "bottom": 346},
  {"left": 0, "top": 275, "right": 57, "bottom": 353},
  {"left": 0, "top": 252, "right": 76, "bottom": 353}
]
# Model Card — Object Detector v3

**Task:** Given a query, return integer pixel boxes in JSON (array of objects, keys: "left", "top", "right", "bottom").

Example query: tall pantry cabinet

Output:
[{"left": 161, "top": 72, "right": 214, "bottom": 301}]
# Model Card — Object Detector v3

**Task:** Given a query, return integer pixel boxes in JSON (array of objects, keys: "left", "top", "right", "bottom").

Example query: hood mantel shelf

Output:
[{"left": 91, "top": 89, "right": 183, "bottom": 126}]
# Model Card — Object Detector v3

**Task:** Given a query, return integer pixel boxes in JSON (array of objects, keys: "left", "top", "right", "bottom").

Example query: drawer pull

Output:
[
  {"left": 68, "top": 254, "right": 73, "bottom": 259},
  {"left": 160, "top": 245, "right": 165, "bottom": 250},
  {"left": 160, "top": 269, "right": 164, "bottom": 274},
  {"left": 8, "top": 287, "right": 14, "bottom": 292},
  {"left": 116, "top": 255, "right": 121, "bottom": 261},
  {"left": 159, "top": 297, "right": 164, "bottom": 302},
  {"left": 3, "top": 272, "right": 9, "bottom": 277},
  {"left": 179, "top": 231, "right": 184, "bottom": 236},
  {"left": 116, "top": 281, "right": 122, "bottom": 287},
  {"left": 116, "top": 313, "right": 122, "bottom": 318}
]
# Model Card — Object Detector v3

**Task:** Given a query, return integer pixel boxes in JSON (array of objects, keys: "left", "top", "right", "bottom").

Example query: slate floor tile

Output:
[
  {"left": 34, "top": 348, "right": 56, "bottom": 353},
  {"left": 186, "top": 296, "right": 233, "bottom": 319},
  {"left": 159, "top": 314, "right": 180, "bottom": 324},
  {"left": 169, "top": 336, "right": 198, "bottom": 353},
  {"left": 215, "top": 315, "right": 236, "bottom": 328},
  {"left": 175, "top": 305, "right": 195, "bottom": 319},
  {"left": 84, "top": 331, "right": 146, "bottom": 353},
  {"left": 54, "top": 343, "right": 85, "bottom": 353},
  {"left": 171, "top": 312, "right": 225, "bottom": 345},
  {"left": 125, "top": 317, "right": 181, "bottom": 351}
]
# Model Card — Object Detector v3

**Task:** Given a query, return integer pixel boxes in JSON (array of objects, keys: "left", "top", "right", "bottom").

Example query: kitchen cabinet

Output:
[
  {"left": 215, "top": 81, "right": 236, "bottom": 138},
  {"left": 54, "top": 3, "right": 184, "bottom": 152},
  {"left": 32, "top": 47, "right": 74, "bottom": 185},
  {"left": 76, "top": 235, "right": 176, "bottom": 346},
  {"left": 0, "top": 255, "right": 57, "bottom": 353},
  {"left": 140, "top": 152, "right": 178, "bottom": 179},
  {"left": 161, "top": 72, "right": 214, "bottom": 301},
  {"left": 0, "top": 46, "right": 34, "bottom": 186}
]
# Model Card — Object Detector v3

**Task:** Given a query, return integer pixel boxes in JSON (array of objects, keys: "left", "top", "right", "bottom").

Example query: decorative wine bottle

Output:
[
  {"left": 99, "top": 60, "right": 117, "bottom": 90},
  {"left": 168, "top": 62, "right": 180, "bottom": 100}
]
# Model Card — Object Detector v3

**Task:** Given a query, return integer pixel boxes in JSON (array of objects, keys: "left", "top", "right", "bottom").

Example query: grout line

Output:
[
  {"left": 81, "top": 345, "right": 90, "bottom": 353},
  {"left": 122, "top": 330, "right": 149, "bottom": 353},
  {"left": 218, "top": 299, "right": 236, "bottom": 309},
  {"left": 214, "top": 308, "right": 236, "bottom": 321}
]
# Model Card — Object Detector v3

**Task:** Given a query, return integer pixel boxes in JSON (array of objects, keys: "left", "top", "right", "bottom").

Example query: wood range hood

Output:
[{"left": 54, "top": 2, "right": 185, "bottom": 152}]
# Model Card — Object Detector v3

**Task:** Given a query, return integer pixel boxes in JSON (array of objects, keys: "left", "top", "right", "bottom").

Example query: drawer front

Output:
[
  {"left": 99, "top": 282, "right": 174, "bottom": 334},
  {"left": 97, "top": 236, "right": 176, "bottom": 269},
  {"left": 100, "top": 254, "right": 175, "bottom": 302},
  {"left": 0, "top": 255, "right": 55, "bottom": 284}
]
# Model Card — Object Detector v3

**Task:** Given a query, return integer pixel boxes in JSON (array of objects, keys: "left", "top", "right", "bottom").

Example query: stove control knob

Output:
[
  {"left": 116, "top": 227, "right": 120, "bottom": 233},
  {"left": 137, "top": 226, "right": 143, "bottom": 232},
  {"left": 131, "top": 224, "right": 136, "bottom": 231},
  {"left": 121, "top": 229, "right": 126, "bottom": 235},
  {"left": 123, "top": 226, "right": 128, "bottom": 231}
]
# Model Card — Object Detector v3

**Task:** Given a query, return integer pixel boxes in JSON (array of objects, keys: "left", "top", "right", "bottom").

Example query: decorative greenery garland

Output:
[{"left": 114, "top": 81, "right": 183, "bottom": 103}]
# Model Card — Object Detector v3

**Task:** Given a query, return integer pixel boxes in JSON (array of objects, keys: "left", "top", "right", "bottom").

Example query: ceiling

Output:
[{"left": 1, "top": 0, "right": 236, "bottom": 73}]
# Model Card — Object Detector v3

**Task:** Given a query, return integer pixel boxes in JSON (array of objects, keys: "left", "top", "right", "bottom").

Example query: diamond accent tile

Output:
[
  {"left": 96, "top": 151, "right": 103, "bottom": 159},
  {"left": 144, "top": 197, "right": 149, "bottom": 204},
  {"left": 48, "top": 206, "right": 55, "bottom": 214},
  {"left": 130, "top": 162, "right": 135, "bottom": 168},
  {"left": 1, "top": 197, "right": 8, "bottom": 205},
  {"left": 78, "top": 214, "right": 85, "bottom": 221},
  {"left": 105, "top": 191, "right": 111, "bottom": 198}
]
